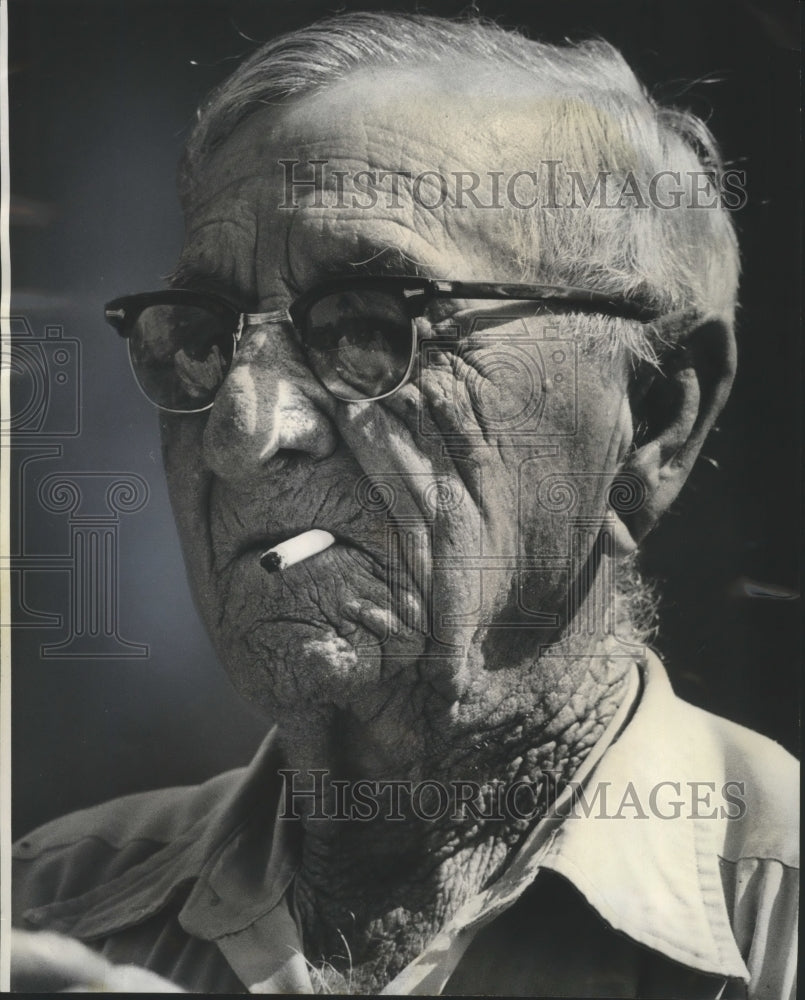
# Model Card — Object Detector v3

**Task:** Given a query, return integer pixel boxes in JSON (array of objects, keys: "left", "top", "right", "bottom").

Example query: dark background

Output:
[{"left": 8, "top": 0, "right": 800, "bottom": 838}]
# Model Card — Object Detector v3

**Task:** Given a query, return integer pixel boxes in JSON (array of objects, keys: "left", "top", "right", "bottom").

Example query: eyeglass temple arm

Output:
[{"left": 431, "top": 280, "right": 662, "bottom": 323}]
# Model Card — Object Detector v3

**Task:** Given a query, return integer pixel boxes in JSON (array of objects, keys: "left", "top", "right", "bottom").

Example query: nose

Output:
[{"left": 202, "top": 311, "right": 338, "bottom": 479}]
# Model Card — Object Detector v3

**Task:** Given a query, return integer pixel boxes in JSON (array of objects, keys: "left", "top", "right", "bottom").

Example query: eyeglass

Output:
[{"left": 104, "top": 277, "right": 662, "bottom": 410}]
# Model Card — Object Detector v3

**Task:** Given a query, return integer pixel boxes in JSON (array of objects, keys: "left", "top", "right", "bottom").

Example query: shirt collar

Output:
[
  {"left": 23, "top": 727, "right": 299, "bottom": 943},
  {"left": 538, "top": 649, "right": 749, "bottom": 982},
  {"left": 26, "top": 651, "right": 749, "bottom": 989}
]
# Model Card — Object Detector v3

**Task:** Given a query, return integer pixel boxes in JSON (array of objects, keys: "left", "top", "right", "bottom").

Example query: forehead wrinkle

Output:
[
  {"left": 308, "top": 153, "right": 522, "bottom": 280},
  {"left": 275, "top": 62, "right": 552, "bottom": 148},
  {"left": 189, "top": 86, "right": 545, "bottom": 302},
  {"left": 283, "top": 122, "right": 494, "bottom": 177},
  {"left": 178, "top": 216, "right": 259, "bottom": 298},
  {"left": 286, "top": 212, "right": 466, "bottom": 288},
  {"left": 366, "top": 120, "right": 512, "bottom": 174},
  {"left": 282, "top": 125, "right": 508, "bottom": 203},
  {"left": 184, "top": 173, "right": 267, "bottom": 217},
  {"left": 207, "top": 88, "right": 531, "bottom": 209},
  {"left": 284, "top": 157, "right": 510, "bottom": 285}
]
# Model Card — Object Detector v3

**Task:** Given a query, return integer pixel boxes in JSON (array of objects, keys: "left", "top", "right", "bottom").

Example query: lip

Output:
[
  {"left": 231, "top": 528, "right": 382, "bottom": 568},
  {"left": 220, "top": 520, "right": 431, "bottom": 626}
]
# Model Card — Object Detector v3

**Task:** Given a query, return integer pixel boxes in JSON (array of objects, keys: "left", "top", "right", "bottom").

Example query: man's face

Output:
[{"left": 161, "top": 63, "right": 635, "bottom": 770}]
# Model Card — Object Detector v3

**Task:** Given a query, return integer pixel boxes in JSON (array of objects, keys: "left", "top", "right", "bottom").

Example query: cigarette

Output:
[{"left": 259, "top": 529, "right": 336, "bottom": 573}]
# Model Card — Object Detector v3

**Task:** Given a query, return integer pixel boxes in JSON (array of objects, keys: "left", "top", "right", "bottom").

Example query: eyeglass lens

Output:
[
  {"left": 127, "top": 304, "right": 236, "bottom": 411},
  {"left": 300, "top": 288, "right": 415, "bottom": 401},
  {"left": 127, "top": 291, "right": 416, "bottom": 409}
]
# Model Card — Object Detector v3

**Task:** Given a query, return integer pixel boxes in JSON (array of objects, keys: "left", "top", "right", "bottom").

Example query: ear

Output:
[{"left": 617, "top": 315, "right": 736, "bottom": 545}]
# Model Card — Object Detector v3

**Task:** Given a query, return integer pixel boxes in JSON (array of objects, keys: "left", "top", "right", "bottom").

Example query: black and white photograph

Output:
[{"left": 2, "top": 1, "right": 800, "bottom": 995}]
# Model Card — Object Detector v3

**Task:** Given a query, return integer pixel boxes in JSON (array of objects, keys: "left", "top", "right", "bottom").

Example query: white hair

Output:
[
  {"left": 180, "top": 11, "right": 740, "bottom": 348},
  {"left": 181, "top": 13, "right": 745, "bottom": 638}
]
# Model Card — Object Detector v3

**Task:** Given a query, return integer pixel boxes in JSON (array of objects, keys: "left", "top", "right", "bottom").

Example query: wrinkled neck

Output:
[{"left": 284, "top": 644, "right": 638, "bottom": 993}]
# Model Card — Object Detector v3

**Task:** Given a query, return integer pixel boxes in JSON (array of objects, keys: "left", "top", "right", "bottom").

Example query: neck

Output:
[{"left": 281, "top": 632, "right": 637, "bottom": 993}]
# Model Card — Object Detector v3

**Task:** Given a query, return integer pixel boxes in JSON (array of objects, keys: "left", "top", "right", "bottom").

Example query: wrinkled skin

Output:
[{"left": 160, "top": 62, "right": 725, "bottom": 991}]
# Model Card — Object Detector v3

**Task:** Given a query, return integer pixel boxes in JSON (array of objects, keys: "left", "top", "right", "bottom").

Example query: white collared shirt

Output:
[{"left": 14, "top": 651, "right": 798, "bottom": 996}]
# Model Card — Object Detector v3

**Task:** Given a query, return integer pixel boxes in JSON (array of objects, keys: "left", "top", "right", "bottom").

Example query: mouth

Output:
[
  {"left": 223, "top": 521, "right": 431, "bottom": 641},
  {"left": 259, "top": 529, "right": 336, "bottom": 572},
  {"left": 232, "top": 528, "right": 380, "bottom": 569},
  {"left": 195, "top": 522, "right": 435, "bottom": 680}
]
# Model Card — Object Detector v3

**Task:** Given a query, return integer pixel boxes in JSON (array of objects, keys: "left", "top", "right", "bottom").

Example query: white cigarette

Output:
[{"left": 260, "top": 529, "right": 336, "bottom": 573}]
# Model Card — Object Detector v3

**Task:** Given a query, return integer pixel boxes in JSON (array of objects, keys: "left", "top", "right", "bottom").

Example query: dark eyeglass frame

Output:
[{"left": 104, "top": 277, "right": 664, "bottom": 409}]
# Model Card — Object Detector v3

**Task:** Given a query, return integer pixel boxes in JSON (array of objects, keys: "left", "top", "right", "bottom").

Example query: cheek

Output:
[
  {"left": 160, "top": 412, "right": 206, "bottom": 482},
  {"left": 160, "top": 413, "right": 212, "bottom": 563},
  {"left": 518, "top": 383, "right": 630, "bottom": 562}
]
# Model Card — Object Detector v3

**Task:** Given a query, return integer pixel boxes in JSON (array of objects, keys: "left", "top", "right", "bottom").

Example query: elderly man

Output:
[{"left": 11, "top": 12, "right": 797, "bottom": 997}]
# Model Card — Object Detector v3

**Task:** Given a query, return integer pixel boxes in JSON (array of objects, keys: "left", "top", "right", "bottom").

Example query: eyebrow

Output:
[
  {"left": 163, "top": 262, "right": 256, "bottom": 312},
  {"left": 168, "top": 243, "right": 428, "bottom": 295},
  {"left": 310, "top": 246, "right": 431, "bottom": 282},
  {"left": 165, "top": 261, "right": 218, "bottom": 290}
]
